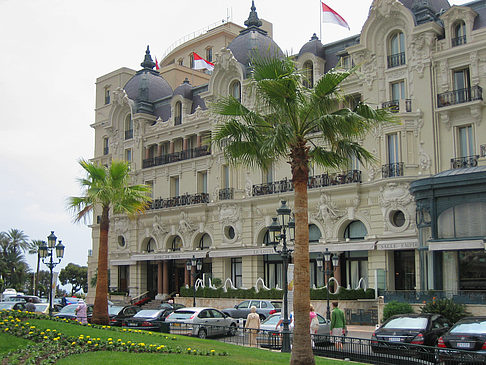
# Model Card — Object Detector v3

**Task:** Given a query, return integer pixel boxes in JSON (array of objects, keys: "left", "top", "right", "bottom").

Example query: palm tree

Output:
[
  {"left": 68, "top": 159, "right": 151, "bottom": 324},
  {"left": 27, "top": 240, "right": 45, "bottom": 296},
  {"left": 213, "top": 56, "right": 392, "bottom": 364},
  {"left": 5, "top": 229, "right": 29, "bottom": 253}
]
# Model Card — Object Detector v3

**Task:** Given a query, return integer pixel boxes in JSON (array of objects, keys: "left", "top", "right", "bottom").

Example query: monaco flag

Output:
[
  {"left": 321, "top": 2, "right": 350, "bottom": 30},
  {"left": 193, "top": 52, "right": 214, "bottom": 71}
]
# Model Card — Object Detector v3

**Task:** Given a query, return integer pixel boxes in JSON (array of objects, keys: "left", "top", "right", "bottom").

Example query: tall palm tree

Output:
[
  {"left": 68, "top": 159, "right": 151, "bottom": 324},
  {"left": 27, "top": 240, "right": 45, "bottom": 296},
  {"left": 5, "top": 229, "right": 29, "bottom": 253},
  {"left": 213, "top": 56, "right": 392, "bottom": 364}
]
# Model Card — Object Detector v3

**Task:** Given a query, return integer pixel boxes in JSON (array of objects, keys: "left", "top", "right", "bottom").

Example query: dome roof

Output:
[
  {"left": 227, "top": 1, "right": 283, "bottom": 74},
  {"left": 298, "top": 34, "right": 326, "bottom": 59},
  {"left": 173, "top": 78, "right": 193, "bottom": 100},
  {"left": 124, "top": 46, "right": 173, "bottom": 114}
]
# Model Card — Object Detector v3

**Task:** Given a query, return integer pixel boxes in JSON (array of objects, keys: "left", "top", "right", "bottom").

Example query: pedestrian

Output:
[
  {"left": 75, "top": 299, "right": 88, "bottom": 324},
  {"left": 25, "top": 298, "right": 36, "bottom": 312},
  {"left": 310, "top": 304, "right": 319, "bottom": 347},
  {"left": 329, "top": 301, "right": 346, "bottom": 349},
  {"left": 245, "top": 305, "right": 260, "bottom": 347}
]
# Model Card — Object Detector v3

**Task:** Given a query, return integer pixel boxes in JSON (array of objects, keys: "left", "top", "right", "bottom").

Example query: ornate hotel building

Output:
[{"left": 87, "top": 0, "right": 486, "bottom": 303}]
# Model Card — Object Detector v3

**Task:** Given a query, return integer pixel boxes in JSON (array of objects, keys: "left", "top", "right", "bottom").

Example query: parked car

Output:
[
  {"left": 160, "top": 302, "right": 185, "bottom": 311},
  {"left": 6, "top": 295, "right": 41, "bottom": 303},
  {"left": 437, "top": 316, "right": 486, "bottom": 364},
  {"left": 33, "top": 303, "right": 51, "bottom": 314},
  {"left": 0, "top": 301, "right": 26, "bottom": 311},
  {"left": 371, "top": 313, "right": 451, "bottom": 358},
  {"left": 222, "top": 300, "right": 282, "bottom": 320},
  {"left": 54, "top": 304, "right": 93, "bottom": 322},
  {"left": 122, "top": 308, "right": 175, "bottom": 332},
  {"left": 257, "top": 312, "right": 331, "bottom": 348},
  {"left": 166, "top": 307, "right": 238, "bottom": 339},
  {"left": 108, "top": 305, "right": 141, "bottom": 326}
]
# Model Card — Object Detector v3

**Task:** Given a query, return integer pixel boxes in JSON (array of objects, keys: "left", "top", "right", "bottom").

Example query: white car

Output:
[{"left": 165, "top": 307, "right": 238, "bottom": 339}]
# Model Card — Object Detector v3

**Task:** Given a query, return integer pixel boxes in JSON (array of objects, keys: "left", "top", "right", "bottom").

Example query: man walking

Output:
[{"left": 330, "top": 301, "right": 346, "bottom": 349}]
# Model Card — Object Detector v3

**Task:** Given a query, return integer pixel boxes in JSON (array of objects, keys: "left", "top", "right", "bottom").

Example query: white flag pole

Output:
[{"left": 319, "top": 1, "right": 322, "bottom": 41}]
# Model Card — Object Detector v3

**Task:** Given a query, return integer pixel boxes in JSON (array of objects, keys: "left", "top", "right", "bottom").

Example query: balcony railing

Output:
[
  {"left": 451, "top": 155, "right": 479, "bottom": 169},
  {"left": 481, "top": 144, "right": 486, "bottom": 158},
  {"left": 387, "top": 52, "right": 405, "bottom": 68},
  {"left": 219, "top": 188, "right": 234, "bottom": 200},
  {"left": 437, "top": 85, "right": 483, "bottom": 107},
  {"left": 252, "top": 170, "right": 362, "bottom": 197},
  {"left": 452, "top": 35, "right": 466, "bottom": 47},
  {"left": 382, "top": 162, "right": 404, "bottom": 178},
  {"left": 142, "top": 145, "right": 211, "bottom": 168},
  {"left": 149, "top": 192, "right": 209, "bottom": 210},
  {"left": 381, "top": 99, "right": 412, "bottom": 113},
  {"left": 125, "top": 129, "right": 133, "bottom": 140}
]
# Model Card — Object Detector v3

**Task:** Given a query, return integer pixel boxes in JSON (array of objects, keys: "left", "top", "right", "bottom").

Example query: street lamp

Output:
[
  {"left": 267, "top": 200, "right": 294, "bottom": 353},
  {"left": 186, "top": 256, "right": 202, "bottom": 307},
  {"left": 39, "top": 231, "right": 65, "bottom": 316},
  {"left": 317, "top": 248, "right": 339, "bottom": 322}
]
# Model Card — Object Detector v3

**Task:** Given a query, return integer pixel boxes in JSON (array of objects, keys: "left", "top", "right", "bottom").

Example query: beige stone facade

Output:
[{"left": 87, "top": 0, "right": 486, "bottom": 304}]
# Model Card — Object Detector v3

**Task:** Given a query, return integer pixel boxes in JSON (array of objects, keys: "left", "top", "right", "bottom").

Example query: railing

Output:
[
  {"left": 450, "top": 155, "right": 479, "bottom": 169},
  {"left": 150, "top": 192, "right": 209, "bottom": 210},
  {"left": 252, "top": 170, "right": 362, "bottom": 197},
  {"left": 124, "top": 129, "right": 133, "bottom": 140},
  {"left": 381, "top": 99, "right": 412, "bottom": 113},
  {"left": 387, "top": 52, "right": 405, "bottom": 68},
  {"left": 219, "top": 188, "right": 234, "bottom": 200},
  {"left": 143, "top": 145, "right": 211, "bottom": 168},
  {"left": 384, "top": 290, "right": 486, "bottom": 304},
  {"left": 451, "top": 35, "right": 466, "bottom": 47},
  {"left": 437, "top": 85, "right": 483, "bottom": 107},
  {"left": 481, "top": 144, "right": 486, "bottom": 158},
  {"left": 130, "top": 291, "right": 150, "bottom": 305},
  {"left": 382, "top": 162, "right": 404, "bottom": 178}
]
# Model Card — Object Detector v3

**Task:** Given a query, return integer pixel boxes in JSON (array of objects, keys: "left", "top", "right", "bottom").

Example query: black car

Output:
[
  {"left": 160, "top": 302, "right": 185, "bottom": 311},
  {"left": 371, "top": 313, "right": 451, "bottom": 356},
  {"left": 437, "top": 316, "right": 486, "bottom": 364},
  {"left": 54, "top": 304, "right": 93, "bottom": 322},
  {"left": 108, "top": 305, "right": 141, "bottom": 326},
  {"left": 0, "top": 302, "right": 26, "bottom": 311},
  {"left": 122, "top": 308, "right": 174, "bottom": 332},
  {"left": 222, "top": 300, "right": 282, "bottom": 320}
]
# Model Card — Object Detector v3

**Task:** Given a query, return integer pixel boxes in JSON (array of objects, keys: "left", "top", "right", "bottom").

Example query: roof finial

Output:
[
  {"left": 310, "top": 33, "right": 319, "bottom": 41},
  {"left": 141, "top": 45, "right": 156, "bottom": 70},
  {"left": 244, "top": 1, "right": 262, "bottom": 28}
]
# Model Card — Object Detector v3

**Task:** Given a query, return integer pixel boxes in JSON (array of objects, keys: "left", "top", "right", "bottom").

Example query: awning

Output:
[
  {"left": 376, "top": 239, "right": 419, "bottom": 250},
  {"left": 209, "top": 247, "right": 275, "bottom": 258},
  {"left": 130, "top": 250, "right": 208, "bottom": 262},
  {"left": 310, "top": 242, "right": 375, "bottom": 252},
  {"left": 428, "top": 239, "right": 485, "bottom": 251}
]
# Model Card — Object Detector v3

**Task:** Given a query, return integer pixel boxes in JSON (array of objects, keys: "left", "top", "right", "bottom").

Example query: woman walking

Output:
[{"left": 245, "top": 306, "right": 260, "bottom": 347}]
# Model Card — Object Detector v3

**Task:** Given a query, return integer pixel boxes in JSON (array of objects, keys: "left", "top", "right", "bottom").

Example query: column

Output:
[
  {"left": 169, "top": 141, "right": 174, "bottom": 154},
  {"left": 156, "top": 261, "right": 163, "bottom": 300},
  {"left": 157, "top": 144, "right": 162, "bottom": 156},
  {"left": 163, "top": 261, "right": 169, "bottom": 296},
  {"left": 197, "top": 134, "right": 202, "bottom": 147},
  {"left": 183, "top": 138, "right": 188, "bottom": 151},
  {"left": 145, "top": 146, "right": 150, "bottom": 159}
]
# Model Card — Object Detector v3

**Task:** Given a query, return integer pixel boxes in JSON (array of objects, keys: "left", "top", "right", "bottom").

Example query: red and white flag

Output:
[
  {"left": 321, "top": 2, "right": 350, "bottom": 30},
  {"left": 193, "top": 52, "right": 214, "bottom": 71},
  {"left": 155, "top": 57, "right": 160, "bottom": 70}
]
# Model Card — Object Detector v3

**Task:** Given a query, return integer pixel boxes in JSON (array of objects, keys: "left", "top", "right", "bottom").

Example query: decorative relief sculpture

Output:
[
  {"left": 178, "top": 211, "right": 195, "bottom": 234},
  {"left": 113, "top": 217, "right": 129, "bottom": 236},
  {"left": 152, "top": 214, "right": 168, "bottom": 237},
  {"left": 418, "top": 141, "right": 431, "bottom": 172},
  {"left": 378, "top": 183, "right": 416, "bottom": 231}
]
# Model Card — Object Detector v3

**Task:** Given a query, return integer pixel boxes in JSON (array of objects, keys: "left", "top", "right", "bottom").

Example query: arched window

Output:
[
  {"left": 263, "top": 229, "right": 271, "bottom": 245},
  {"left": 103, "top": 137, "right": 109, "bottom": 155},
  {"left": 303, "top": 61, "right": 313, "bottom": 88},
  {"left": 388, "top": 31, "right": 405, "bottom": 68},
  {"left": 453, "top": 21, "right": 466, "bottom": 47},
  {"left": 230, "top": 81, "right": 241, "bottom": 101},
  {"left": 124, "top": 115, "right": 133, "bottom": 140},
  {"left": 309, "top": 224, "right": 321, "bottom": 243},
  {"left": 344, "top": 220, "right": 367, "bottom": 240},
  {"left": 174, "top": 101, "right": 182, "bottom": 125},
  {"left": 438, "top": 202, "right": 486, "bottom": 239},
  {"left": 199, "top": 233, "right": 211, "bottom": 249},
  {"left": 189, "top": 54, "right": 194, "bottom": 69},
  {"left": 172, "top": 236, "right": 183, "bottom": 251},
  {"left": 146, "top": 238, "right": 155, "bottom": 253}
]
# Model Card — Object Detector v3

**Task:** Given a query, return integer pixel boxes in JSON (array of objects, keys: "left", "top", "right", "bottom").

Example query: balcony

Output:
[
  {"left": 452, "top": 35, "right": 466, "bottom": 47},
  {"left": 142, "top": 145, "right": 211, "bottom": 168},
  {"left": 382, "top": 162, "right": 404, "bottom": 178},
  {"left": 451, "top": 155, "right": 479, "bottom": 169},
  {"left": 219, "top": 188, "right": 234, "bottom": 200},
  {"left": 125, "top": 129, "right": 133, "bottom": 140},
  {"left": 252, "top": 170, "right": 362, "bottom": 197},
  {"left": 387, "top": 52, "right": 405, "bottom": 68},
  {"left": 437, "top": 85, "right": 482, "bottom": 108},
  {"left": 150, "top": 192, "right": 209, "bottom": 210},
  {"left": 381, "top": 99, "right": 412, "bottom": 113}
]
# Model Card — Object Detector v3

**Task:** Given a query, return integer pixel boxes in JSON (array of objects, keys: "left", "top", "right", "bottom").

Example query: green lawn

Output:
[{"left": 0, "top": 332, "right": 33, "bottom": 354}]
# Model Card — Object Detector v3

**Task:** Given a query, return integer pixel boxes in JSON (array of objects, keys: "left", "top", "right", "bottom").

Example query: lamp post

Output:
[
  {"left": 267, "top": 200, "right": 294, "bottom": 353},
  {"left": 38, "top": 231, "right": 65, "bottom": 316},
  {"left": 186, "top": 256, "right": 202, "bottom": 307},
  {"left": 317, "top": 248, "right": 339, "bottom": 322}
]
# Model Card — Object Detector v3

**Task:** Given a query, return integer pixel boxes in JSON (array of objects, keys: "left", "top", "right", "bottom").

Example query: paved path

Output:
[{"left": 346, "top": 325, "right": 376, "bottom": 339}]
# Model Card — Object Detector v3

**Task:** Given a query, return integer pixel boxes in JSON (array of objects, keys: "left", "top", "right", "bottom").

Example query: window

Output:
[
  {"left": 453, "top": 21, "right": 466, "bottom": 47},
  {"left": 206, "top": 47, "right": 213, "bottom": 62},
  {"left": 124, "top": 149, "right": 132, "bottom": 162},
  {"left": 145, "top": 180, "right": 153, "bottom": 199},
  {"left": 388, "top": 31, "right": 405, "bottom": 68},
  {"left": 340, "top": 55, "right": 353, "bottom": 70},
  {"left": 309, "top": 224, "right": 321, "bottom": 243},
  {"left": 104, "top": 88, "right": 110, "bottom": 104},
  {"left": 199, "top": 233, "right": 211, "bottom": 249},
  {"left": 303, "top": 61, "right": 313, "bottom": 88},
  {"left": 264, "top": 165, "right": 273, "bottom": 184},
  {"left": 453, "top": 68, "right": 470, "bottom": 103},
  {"left": 457, "top": 125, "right": 474, "bottom": 158},
  {"left": 264, "top": 255, "right": 282, "bottom": 289},
  {"left": 394, "top": 250, "right": 415, "bottom": 290},
  {"left": 171, "top": 176, "right": 179, "bottom": 197},
  {"left": 146, "top": 238, "right": 155, "bottom": 253},
  {"left": 348, "top": 153, "right": 360, "bottom": 171},
  {"left": 391, "top": 80, "right": 405, "bottom": 101},
  {"left": 189, "top": 53, "right": 194, "bottom": 69},
  {"left": 103, "top": 137, "right": 109, "bottom": 155},
  {"left": 171, "top": 236, "right": 182, "bottom": 251},
  {"left": 124, "top": 115, "right": 133, "bottom": 140},
  {"left": 345, "top": 251, "right": 368, "bottom": 290},
  {"left": 438, "top": 202, "right": 486, "bottom": 239},
  {"left": 174, "top": 101, "right": 182, "bottom": 125},
  {"left": 231, "top": 258, "right": 242, "bottom": 288},
  {"left": 222, "top": 165, "right": 230, "bottom": 189},
  {"left": 344, "top": 220, "right": 367, "bottom": 240},
  {"left": 387, "top": 133, "right": 400, "bottom": 164},
  {"left": 459, "top": 250, "right": 486, "bottom": 290},
  {"left": 230, "top": 81, "right": 241, "bottom": 101},
  {"left": 197, "top": 171, "right": 208, "bottom": 194},
  {"left": 118, "top": 265, "right": 128, "bottom": 292},
  {"left": 178, "top": 58, "right": 183, "bottom": 66}
]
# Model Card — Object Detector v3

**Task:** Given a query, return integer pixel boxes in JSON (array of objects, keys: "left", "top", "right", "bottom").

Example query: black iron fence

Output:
[
  {"left": 384, "top": 290, "right": 486, "bottom": 305},
  {"left": 345, "top": 308, "right": 378, "bottom": 325},
  {"left": 149, "top": 192, "right": 209, "bottom": 210},
  {"left": 387, "top": 52, "right": 406, "bottom": 68},
  {"left": 382, "top": 162, "right": 404, "bottom": 178},
  {"left": 437, "top": 85, "right": 483, "bottom": 107},
  {"left": 381, "top": 99, "right": 412, "bottom": 113},
  {"left": 219, "top": 187, "right": 234, "bottom": 200},
  {"left": 450, "top": 155, "right": 479, "bottom": 169},
  {"left": 143, "top": 145, "right": 211, "bottom": 168},
  {"left": 451, "top": 35, "right": 466, "bottom": 47}
]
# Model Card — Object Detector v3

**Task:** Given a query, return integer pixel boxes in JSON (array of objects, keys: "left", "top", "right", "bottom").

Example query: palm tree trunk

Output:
[
  {"left": 35, "top": 253, "right": 40, "bottom": 296},
  {"left": 290, "top": 142, "right": 315, "bottom": 365},
  {"left": 91, "top": 206, "right": 110, "bottom": 324}
]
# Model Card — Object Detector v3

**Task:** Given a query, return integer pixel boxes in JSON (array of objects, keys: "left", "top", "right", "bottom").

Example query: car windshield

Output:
[
  {"left": 108, "top": 306, "right": 124, "bottom": 315},
  {"left": 134, "top": 310, "right": 161, "bottom": 318},
  {"left": 450, "top": 320, "right": 486, "bottom": 334},
  {"left": 263, "top": 315, "right": 281, "bottom": 325},
  {"left": 34, "top": 304, "right": 49, "bottom": 311},
  {"left": 169, "top": 310, "right": 196, "bottom": 320},
  {"left": 271, "top": 302, "right": 282, "bottom": 309},
  {"left": 383, "top": 317, "right": 428, "bottom": 330},
  {"left": 0, "top": 303, "right": 15, "bottom": 309},
  {"left": 58, "top": 305, "right": 77, "bottom": 314}
]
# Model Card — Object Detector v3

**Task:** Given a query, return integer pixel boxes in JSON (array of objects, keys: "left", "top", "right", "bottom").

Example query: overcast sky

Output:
[{"left": 0, "top": 0, "right": 471, "bottom": 276}]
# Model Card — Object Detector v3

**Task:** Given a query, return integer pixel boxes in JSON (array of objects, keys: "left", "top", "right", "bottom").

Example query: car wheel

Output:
[
  {"left": 228, "top": 323, "right": 237, "bottom": 336},
  {"left": 259, "top": 314, "right": 265, "bottom": 321},
  {"left": 198, "top": 328, "right": 207, "bottom": 339}
]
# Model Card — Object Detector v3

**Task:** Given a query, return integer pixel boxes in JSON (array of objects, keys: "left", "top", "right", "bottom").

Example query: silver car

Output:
[{"left": 165, "top": 307, "right": 238, "bottom": 339}]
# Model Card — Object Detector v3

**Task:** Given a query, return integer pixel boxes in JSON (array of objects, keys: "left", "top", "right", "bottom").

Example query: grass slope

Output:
[{"left": 0, "top": 332, "right": 33, "bottom": 354}]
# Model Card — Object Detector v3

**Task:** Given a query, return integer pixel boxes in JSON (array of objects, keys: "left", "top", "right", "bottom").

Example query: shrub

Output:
[
  {"left": 420, "top": 298, "right": 470, "bottom": 324},
  {"left": 382, "top": 301, "right": 414, "bottom": 322}
]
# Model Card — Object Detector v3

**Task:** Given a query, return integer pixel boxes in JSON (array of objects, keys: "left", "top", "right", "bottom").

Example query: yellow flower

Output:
[
  {"left": 87, "top": 341, "right": 92, "bottom": 344},
  {"left": 187, "top": 348, "right": 191, "bottom": 351},
  {"left": 28, "top": 331, "right": 33, "bottom": 334},
  {"left": 108, "top": 338, "right": 112, "bottom": 341},
  {"left": 71, "top": 342, "right": 76, "bottom": 346},
  {"left": 117, "top": 339, "right": 122, "bottom": 342},
  {"left": 46, "top": 329, "right": 51, "bottom": 332},
  {"left": 108, "top": 342, "right": 113, "bottom": 345},
  {"left": 211, "top": 350, "right": 215, "bottom": 353},
  {"left": 4, "top": 328, "right": 8, "bottom": 331},
  {"left": 43, "top": 336, "right": 48, "bottom": 339}
]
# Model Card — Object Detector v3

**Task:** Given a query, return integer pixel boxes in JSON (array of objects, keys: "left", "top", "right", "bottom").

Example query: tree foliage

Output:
[{"left": 59, "top": 263, "right": 88, "bottom": 296}]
